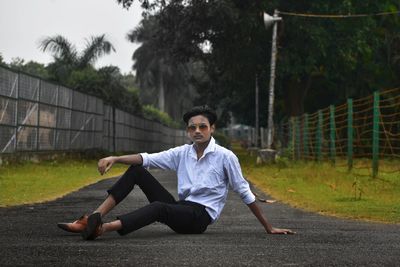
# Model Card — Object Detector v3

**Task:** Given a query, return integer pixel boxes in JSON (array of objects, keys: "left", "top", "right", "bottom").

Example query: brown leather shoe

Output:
[
  {"left": 57, "top": 215, "right": 88, "bottom": 233},
  {"left": 81, "top": 212, "right": 103, "bottom": 240}
]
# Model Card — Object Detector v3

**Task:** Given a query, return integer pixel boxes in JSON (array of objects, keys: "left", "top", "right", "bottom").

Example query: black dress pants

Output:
[{"left": 107, "top": 165, "right": 211, "bottom": 236}]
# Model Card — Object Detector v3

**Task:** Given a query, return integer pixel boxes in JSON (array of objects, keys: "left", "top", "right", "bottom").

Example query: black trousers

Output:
[{"left": 107, "top": 165, "right": 211, "bottom": 236}]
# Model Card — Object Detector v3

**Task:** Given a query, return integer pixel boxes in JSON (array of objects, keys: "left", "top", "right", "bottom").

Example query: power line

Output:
[{"left": 278, "top": 10, "right": 400, "bottom": 19}]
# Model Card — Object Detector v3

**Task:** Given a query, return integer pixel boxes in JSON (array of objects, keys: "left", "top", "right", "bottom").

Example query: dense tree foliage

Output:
[
  {"left": 38, "top": 34, "right": 142, "bottom": 114},
  {"left": 127, "top": 15, "right": 198, "bottom": 121},
  {"left": 39, "top": 34, "right": 115, "bottom": 84},
  {"left": 7, "top": 58, "right": 50, "bottom": 79},
  {"left": 270, "top": 1, "right": 400, "bottom": 118},
  {"left": 120, "top": 0, "right": 269, "bottom": 126},
  {"left": 118, "top": 0, "right": 400, "bottom": 127}
]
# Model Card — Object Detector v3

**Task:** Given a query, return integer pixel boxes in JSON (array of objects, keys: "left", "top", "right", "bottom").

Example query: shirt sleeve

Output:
[
  {"left": 224, "top": 151, "right": 256, "bottom": 204},
  {"left": 140, "top": 145, "right": 183, "bottom": 171}
]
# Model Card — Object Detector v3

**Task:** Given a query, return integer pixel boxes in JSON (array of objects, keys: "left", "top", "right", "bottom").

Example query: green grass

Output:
[
  {"left": 2, "top": 148, "right": 398, "bottom": 224},
  {"left": 0, "top": 159, "right": 127, "bottom": 207},
  {"left": 235, "top": 145, "right": 400, "bottom": 224}
]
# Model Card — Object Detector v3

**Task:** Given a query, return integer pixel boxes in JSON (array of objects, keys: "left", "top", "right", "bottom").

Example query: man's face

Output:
[{"left": 186, "top": 115, "right": 215, "bottom": 145}]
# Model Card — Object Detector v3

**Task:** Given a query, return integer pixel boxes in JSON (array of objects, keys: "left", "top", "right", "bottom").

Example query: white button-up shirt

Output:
[{"left": 140, "top": 137, "right": 256, "bottom": 223}]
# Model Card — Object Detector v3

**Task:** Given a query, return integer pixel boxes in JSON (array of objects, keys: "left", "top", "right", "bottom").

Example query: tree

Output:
[
  {"left": 65, "top": 65, "right": 142, "bottom": 115},
  {"left": 8, "top": 58, "right": 49, "bottom": 78},
  {"left": 117, "top": 0, "right": 400, "bottom": 125},
  {"left": 128, "top": 15, "right": 198, "bottom": 120},
  {"left": 98, "top": 65, "right": 142, "bottom": 114},
  {"left": 120, "top": 72, "right": 140, "bottom": 94},
  {"left": 266, "top": 1, "right": 400, "bottom": 117},
  {"left": 121, "top": 0, "right": 270, "bottom": 125},
  {"left": 39, "top": 34, "right": 115, "bottom": 85},
  {"left": 39, "top": 34, "right": 142, "bottom": 115}
]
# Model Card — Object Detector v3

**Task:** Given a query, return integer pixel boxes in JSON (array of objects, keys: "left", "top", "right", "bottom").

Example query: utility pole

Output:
[{"left": 265, "top": 9, "right": 282, "bottom": 149}]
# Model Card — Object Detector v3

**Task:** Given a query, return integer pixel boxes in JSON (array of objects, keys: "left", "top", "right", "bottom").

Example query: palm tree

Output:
[
  {"left": 39, "top": 34, "right": 115, "bottom": 83},
  {"left": 128, "top": 18, "right": 166, "bottom": 111},
  {"left": 127, "top": 17, "right": 196, "bottom": 119}
]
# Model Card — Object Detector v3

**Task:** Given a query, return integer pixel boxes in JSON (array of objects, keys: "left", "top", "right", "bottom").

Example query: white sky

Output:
[{"left": 0, "top": 0, "right": 143, "bottom": 74}]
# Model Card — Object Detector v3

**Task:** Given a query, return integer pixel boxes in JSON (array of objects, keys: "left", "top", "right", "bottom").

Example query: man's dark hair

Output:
[{"left": 183, "top": 105, "right": 217, "bottom": 125}]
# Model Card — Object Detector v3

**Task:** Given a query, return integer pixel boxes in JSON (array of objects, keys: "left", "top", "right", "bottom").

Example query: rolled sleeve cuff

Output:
[
  {"left": 242, "top": 191, "right": 256, "bottom": 205},
  {"left": 140, "top": 153, "right": 149, "bottom": 167}
]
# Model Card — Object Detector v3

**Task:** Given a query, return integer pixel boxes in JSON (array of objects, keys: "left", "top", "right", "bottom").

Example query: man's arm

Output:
[
  {"left": 98, "top": 154, "right": 143, "bottom": 175},
  {"left": 223, "top": 152, "right": 295, "bottom": 234},
  {"left": 247, "top": 202, "right": 295, "bottom": 235}
]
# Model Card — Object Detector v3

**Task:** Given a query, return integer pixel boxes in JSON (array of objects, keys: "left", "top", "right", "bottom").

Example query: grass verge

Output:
[
  {"left": 235, "top": 145, "right": 400, "bottom": 224},
  {"left": 0, "top": 159, "right": 127, "bottom": 207}
]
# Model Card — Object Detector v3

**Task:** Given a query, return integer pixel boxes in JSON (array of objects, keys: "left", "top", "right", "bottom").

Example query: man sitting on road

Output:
[{"left": 58, "top": 105, "right": 295, "bottom": 240}]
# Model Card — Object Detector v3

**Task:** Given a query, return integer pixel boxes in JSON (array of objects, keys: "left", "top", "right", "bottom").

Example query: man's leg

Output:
[
  {"left": 82, "top": 165, "right": 184, "bottom": 239},
  {"left": 93, "top": 164, "right": 175, "bottom": 216},
  {"left": 94, "top": 194, "right": 116, "bottom": 216},
  {"left": 60, "top": 164, "right": 175, "bottom": 233},
  {"left": 110, "top": 201, "right": 211, "bottom": 236},
  {"left": 106, "top": 164, "right": 176, "bottom": 205}
]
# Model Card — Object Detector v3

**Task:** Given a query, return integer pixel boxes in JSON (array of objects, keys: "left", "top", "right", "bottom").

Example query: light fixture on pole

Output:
[{"left": 264, "top": 10, "right": 282, "bottom": 149}]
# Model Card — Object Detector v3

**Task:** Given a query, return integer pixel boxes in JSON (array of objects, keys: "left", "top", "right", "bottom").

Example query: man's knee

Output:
[
  {"left": 149, "top": 201, "right": 168, "bottom": 210},
  {"left": 127, "top": 164, "right": 145, "bottom": 173},
  {"left": 125, "top": 165, "right": 148, "bottom": 183},
  {"left": 148, "top": 201, "right": 171, "bottom": 221}
]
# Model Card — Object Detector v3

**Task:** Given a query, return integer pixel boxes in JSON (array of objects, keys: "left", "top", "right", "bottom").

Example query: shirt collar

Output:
[
  {"left": 204, "top": 136, "right": 216, "bottom": 155},
  {"left": 190, "top": 136, "right": 216, "bottom": 159}
]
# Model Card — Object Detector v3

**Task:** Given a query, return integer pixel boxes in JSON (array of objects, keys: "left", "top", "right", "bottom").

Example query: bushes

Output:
[
  {"left": 143, "top": 105, "right": 181, "bottom": 128},
  {"left": 213, "top": 131, "right": 231, "bottom": 149}
]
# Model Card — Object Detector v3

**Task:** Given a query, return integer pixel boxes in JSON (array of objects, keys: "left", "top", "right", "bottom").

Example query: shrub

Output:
[
  {"left": 143, "top": 105, "right": 181, "bottom": 128},
  {"left": 213, "top": 131, "right": 231, "bottom": 149}
]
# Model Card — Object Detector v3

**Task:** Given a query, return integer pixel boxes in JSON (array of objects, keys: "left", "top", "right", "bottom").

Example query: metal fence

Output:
[
  {"left": 280, "top": 87, "right": 400, "bottom": 177},
  {"left": 0, "top": 66, "right": 187, "bottom": 154}
]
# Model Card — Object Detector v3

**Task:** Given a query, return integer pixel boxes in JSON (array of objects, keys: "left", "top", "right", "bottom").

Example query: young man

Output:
[{"left": 58, "top": 106, "right": 294, "bottom": 240}]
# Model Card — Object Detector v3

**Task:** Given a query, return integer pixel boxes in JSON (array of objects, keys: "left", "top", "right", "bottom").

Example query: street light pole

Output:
[{"left": 264, "top": 9, "right": 282, "bottom": 149}]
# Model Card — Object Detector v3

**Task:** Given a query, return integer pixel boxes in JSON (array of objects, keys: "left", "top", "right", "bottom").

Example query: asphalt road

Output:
[{"left": 0, "top": 169, "right": 399, "bottom": 266}]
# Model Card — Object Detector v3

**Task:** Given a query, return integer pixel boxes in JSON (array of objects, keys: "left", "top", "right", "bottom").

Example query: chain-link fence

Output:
[{"left": 0, "top": 66, "right": 187, "bottom": 154}]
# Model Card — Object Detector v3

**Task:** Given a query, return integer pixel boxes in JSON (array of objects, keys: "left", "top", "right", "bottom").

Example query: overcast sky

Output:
[{"left": 0, "top": 0, "right": 143, "bottom": 74}]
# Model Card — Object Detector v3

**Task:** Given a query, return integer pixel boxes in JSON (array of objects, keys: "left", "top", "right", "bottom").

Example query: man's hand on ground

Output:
[{"left": 268, "top": 227, "right": 296, "bottom": 235}]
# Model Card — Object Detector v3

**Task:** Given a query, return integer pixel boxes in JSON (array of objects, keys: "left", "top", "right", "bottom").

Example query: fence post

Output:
[
  {"left": 36, "top": 78, "right": 40, "bottom": 151},
  {"left": 279, "top": 121, "right": 285, "bottom": 149},
  {"left": 347, "top": 99, "right": 353, "bottom": 171},
  {"left": 112, "top": 106, "right": 116, "bottom": 153},
  {"left": 54, "top": 85, "right": 59, "bottom": 150},
  {"left": 330, "top": 105, "right": 336, "bottom": 165},
  {"left": 295, "top": 116, "right": 301, "bottom": 160},
  {"left": 288, "top": 117, "right": 294, "bottom": 160},
  {"left": 303, "top": 113, "right": 309, "bottom": 159},
  {"left": 316, "top": 110, "right": 323, "bottom": 162},
  {"left": 15, "top": 72, "right": 20, "bottom": 152},
  {"left": 372, "top": 91, "right": 380, "bottom": 177}
]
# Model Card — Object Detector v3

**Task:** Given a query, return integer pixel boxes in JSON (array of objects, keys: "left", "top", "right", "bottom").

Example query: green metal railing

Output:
[{"left": 282, "top": 88, "right": 400, "bottom": 177}]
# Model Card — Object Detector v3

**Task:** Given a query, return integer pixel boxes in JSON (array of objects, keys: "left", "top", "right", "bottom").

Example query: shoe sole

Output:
[
  {"left": 81, "top": 213, "right": 101, "bottom": 240},
  {"left": 57, "top": 223, "right": 84, "bottom": 233},
  {"left": 57, "top": 223, "right": 74, "bottom": 232}
]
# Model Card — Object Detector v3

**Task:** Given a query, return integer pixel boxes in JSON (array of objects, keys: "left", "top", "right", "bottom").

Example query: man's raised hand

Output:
[{"left": 98, "top": 156, "right": 115, "bottom": 175}]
